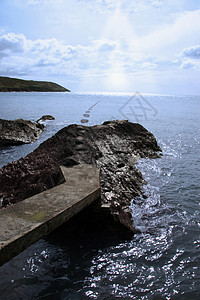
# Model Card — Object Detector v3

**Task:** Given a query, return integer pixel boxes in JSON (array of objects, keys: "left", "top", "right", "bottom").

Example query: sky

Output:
[{"left": 0, "top": 0, "right": 200, "bottom": 94}]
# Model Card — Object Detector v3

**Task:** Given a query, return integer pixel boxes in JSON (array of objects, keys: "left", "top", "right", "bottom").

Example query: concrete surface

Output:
[{"left": 0, "top": 164, "right": 100, "bottom": 266}]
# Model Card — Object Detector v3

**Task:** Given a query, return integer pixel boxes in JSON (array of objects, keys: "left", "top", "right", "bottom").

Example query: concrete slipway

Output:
[{"left": 0, "top": 164, "right": 101, "bottom": 266}]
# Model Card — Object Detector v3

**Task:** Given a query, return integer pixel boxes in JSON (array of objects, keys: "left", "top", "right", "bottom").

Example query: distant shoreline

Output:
[{"left": 0, "top": 76, "right": 70, "bottom": 92}]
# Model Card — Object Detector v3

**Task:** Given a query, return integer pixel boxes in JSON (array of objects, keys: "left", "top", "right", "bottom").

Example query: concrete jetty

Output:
[{"left": 0, "top": 164, "right": 101, "bottom": 266}]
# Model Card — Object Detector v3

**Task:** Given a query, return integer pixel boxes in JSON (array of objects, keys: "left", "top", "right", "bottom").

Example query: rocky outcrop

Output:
[
  {"left": 0, "top": 120, "right": 162, "bottom": 232},
  {"left": 0, "top": 118, "right": 45, "bottom": 146},
  {"left": 37, "top": 115, "right": 55, "bottom": 123}
]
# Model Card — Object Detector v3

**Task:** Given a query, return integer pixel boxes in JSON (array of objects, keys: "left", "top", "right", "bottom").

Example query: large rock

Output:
[
  {"left": 37, "top": 115, "right": 55, "bottom": 123},
  {"left": 0, "top": 118, "right": 45, "bottom": 146},
  {"left": 0, "top": 120, "right": 162, "bottom": 232}
]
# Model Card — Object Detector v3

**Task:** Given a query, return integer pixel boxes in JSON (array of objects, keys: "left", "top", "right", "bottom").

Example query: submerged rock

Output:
[
  {"left": 0, "top": 118, "right": 44, "bottom": 146},
  {"left": 0, "top": 120, "right": 162, "bottom": 232}
]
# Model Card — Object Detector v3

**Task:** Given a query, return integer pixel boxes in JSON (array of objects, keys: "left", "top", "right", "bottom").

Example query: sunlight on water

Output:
[{"left": 82, "top": 125, "right": 200, "bottom": 299}]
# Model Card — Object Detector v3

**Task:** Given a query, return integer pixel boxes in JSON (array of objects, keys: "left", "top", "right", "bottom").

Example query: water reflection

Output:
[{"left": 0, "top": 202, "right": 132, "bottom": 299}]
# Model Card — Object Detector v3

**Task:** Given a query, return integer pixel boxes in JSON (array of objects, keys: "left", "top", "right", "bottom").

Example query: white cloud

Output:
[
  {"left": 141, "top": 62, "right": 157, "bottom": 69},
  {"left": 1, "top": 2, "right": 200, "bottom": 95},
  {"left": 0, "top": 33, "right": 74, "bottom": 76},
  {"left": 0, "top": 33, "right": 27, "bottom": 55},
  {"left": 91, "top": 39, "right": 118, "bottom": 52},
  {"left": 178, "top": 45, "right": 200, "bottom": 70},
  {"left": 1, "top": 30, "right": 200, "bottom": 79},
  {"left": 182, "top": 45, "right": 200, "bottom": 59},
  {"left": 25, "top": 0, "right": 64, "bottom": 5},
  {"left": 180, "top": 62, "right": 195, "bottom": 69},
  {"left": 137, "top": 10, "right": 200, "bottom": 56},
  {"left": 0, "top": 33, "right": 121, "bottom": 77},
  {"left": 76, "top": 0, "right": 188, "bottom": 12}
]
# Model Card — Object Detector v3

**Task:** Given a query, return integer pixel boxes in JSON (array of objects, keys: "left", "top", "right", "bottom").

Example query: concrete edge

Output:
[
  {"left": 0, "top": 165, "right": 101, "bottom": 267},
  {"left": 0, "top": 189, "right": 100, "bottom": 266}
]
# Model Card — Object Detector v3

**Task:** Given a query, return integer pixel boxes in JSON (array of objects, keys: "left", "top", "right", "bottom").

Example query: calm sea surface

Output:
[{"left": 0, "top": 92, "right": 200, "bottom": 299}]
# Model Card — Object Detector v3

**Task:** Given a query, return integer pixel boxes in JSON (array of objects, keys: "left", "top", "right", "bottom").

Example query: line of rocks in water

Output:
[
  {"left": 0, "top": 120, "right": 162, "bottom": 232},
  {"left": 81, "top": 99, "right": 102, "bottom": 124}
]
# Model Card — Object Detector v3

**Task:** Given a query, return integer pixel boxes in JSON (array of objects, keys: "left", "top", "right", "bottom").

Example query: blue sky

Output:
[{"left": 0, "top": 0, "right": 200, "bottom": 94}]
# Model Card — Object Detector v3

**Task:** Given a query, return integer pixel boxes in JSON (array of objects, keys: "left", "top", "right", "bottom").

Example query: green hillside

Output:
[{"left": 0, "top": 76, "right": 70, "bottom": 92}]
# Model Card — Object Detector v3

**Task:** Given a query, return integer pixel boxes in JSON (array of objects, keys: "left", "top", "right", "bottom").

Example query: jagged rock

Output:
[
  {"left": 0, "top": 120, "right": 162, "bottom": 232},
  {"left": 0, "top": 119, "right": 44, "bottom": 146},
  {"left": 37, "top": 115, "right": 55, "bottom": 123},
  {"left": 0, "top": 154, "right": 65, "bottom": 207}
]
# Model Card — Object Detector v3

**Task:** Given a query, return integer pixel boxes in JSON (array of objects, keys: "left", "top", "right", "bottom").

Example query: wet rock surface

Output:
[
  {"left": 0, "top": 120, "right": 162, "bottom": 232},
  {"left": 0, "top": 118, "right": 45, "bottom": 146},
  {"left": 37, "top": 115, "right": 55, "bottom": 123}
]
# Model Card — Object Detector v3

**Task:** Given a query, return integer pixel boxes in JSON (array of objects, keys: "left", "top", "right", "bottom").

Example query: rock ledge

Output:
[
  {"left": 0, "top": 118, "right": 44, "bottom": 146},
  {"left": 0, "top": 120, "right": 162, "bottom": 232}
]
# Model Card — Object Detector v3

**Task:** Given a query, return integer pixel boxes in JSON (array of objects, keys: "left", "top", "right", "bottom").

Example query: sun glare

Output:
[
  {"left": 101, "top": 3, "right": 138, "bottom": 91},
  {"left": 105, "top": 69, "right": 131, "bottom": 91},
  {"left": 78, "top": 1, "right": 158, "bottom": 93}
]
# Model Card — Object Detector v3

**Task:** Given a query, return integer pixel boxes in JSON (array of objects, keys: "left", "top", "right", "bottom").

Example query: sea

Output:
[{"left": 0, "top": 92, "right": 199, "bottom": 299}]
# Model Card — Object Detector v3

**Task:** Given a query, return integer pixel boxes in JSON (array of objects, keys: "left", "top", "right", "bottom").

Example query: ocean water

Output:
[{"left": 0, "top": 92, "right": 200, "bottom": 299}]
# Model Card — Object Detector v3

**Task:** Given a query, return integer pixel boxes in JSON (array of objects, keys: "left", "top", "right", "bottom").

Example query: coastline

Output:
[{"left": 0, "top": 76, "right": 70, "bottom": 92}]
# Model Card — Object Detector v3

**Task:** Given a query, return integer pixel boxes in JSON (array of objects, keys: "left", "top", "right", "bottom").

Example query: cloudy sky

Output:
[{"left": 0, "top": 0, "right": 200, "bottom": 94}]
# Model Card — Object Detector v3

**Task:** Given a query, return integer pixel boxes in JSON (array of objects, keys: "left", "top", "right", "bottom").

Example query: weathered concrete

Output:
[{"left": 0, "top": 164, "right": 100, "bottom": 266}]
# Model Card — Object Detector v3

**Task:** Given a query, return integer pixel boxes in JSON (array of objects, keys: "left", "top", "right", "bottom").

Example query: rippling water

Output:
[{"left": 0, "top": 92, "right": 199, "bottom": 299}]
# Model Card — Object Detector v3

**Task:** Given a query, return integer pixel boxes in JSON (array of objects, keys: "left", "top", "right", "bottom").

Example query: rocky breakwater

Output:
[{"left": 0, "top": 120, "right": 162, "bottom": 232}]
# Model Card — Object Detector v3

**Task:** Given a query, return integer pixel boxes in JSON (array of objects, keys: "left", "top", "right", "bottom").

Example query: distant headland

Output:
[{"left": 0, "top": 76, "right": 70, "bottom": 92}]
